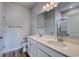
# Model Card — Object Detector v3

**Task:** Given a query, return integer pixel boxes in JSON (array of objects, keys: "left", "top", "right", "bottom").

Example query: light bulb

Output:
[
  {"left": 46, "top": 8, "right": 50, "bottom": 11},
  {"left": 42, "top": 2, "right": 58, "bottom": 12},
  {"left": 50, "top": 6, "right": 53, "bottom": 9},
  {"left": 46, "top": 3, "right": 50, "bottom": 7},
  {"left": 50, "top": 2, "right": 54, "bottom": 5},
  {"left": 54, "top": 4, "right": 58, "bottom": 7},
  {"left": 43, "top": 6, "right": 46, "bottom": 10}
]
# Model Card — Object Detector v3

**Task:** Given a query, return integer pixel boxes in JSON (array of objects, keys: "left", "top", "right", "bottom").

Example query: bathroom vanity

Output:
[
  {"left": 27, "top": 36, "right": 66, "bottom": 57},
  {"left": 27, "top": 2, "right": 79, "bottom": 57},
  {"left": 27, "top": 36, "right": 79, "bottom": 57}
]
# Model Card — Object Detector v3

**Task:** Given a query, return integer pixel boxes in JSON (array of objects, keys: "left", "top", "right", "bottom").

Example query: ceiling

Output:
[
  {"left": 14, "top": 2, "right": 79, "bottom": 11},
  {"left": 15, "top": 2, "right": 37, "bottom": 8},
  {"left": 58, "top": 2, "right": 79, "bottom": 12}
]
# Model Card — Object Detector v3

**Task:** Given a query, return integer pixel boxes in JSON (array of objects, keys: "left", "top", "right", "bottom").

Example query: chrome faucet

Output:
[
  {"left": 57, "top": 27, "right": 63, "bottom": 42},
  {"left": 57, "top": 32, "right": 69, "bottom": 42},
  {"left": 57, "top": 36, "right": 64, "bottom": 42}
]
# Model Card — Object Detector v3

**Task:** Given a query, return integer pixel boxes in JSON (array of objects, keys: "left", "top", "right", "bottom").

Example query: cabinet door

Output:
[
  {"left": 38, "top": 43, "right": 65, "bottom": 57},
  {"left": 30, "top": 42, "right": 37, "bottom": 57},
  {"left": 38, "top": 48, "right": 49, "bottom": 57},
  {"left": 28, "top": 39, "right": 37, "bottom": 57}
]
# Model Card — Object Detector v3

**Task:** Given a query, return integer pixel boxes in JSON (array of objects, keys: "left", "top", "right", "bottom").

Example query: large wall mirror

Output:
[
  {"left": 37, "top": 2, "right": 79, "bottom": 40},
  {"left": 37, "top": 9, "right": 55, "bottom": 35},
  {"left": 59, "top": 2, "right": 79, "bottom": 39}
]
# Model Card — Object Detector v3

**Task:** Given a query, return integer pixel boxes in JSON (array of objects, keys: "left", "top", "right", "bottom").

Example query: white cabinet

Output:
[
  {"left": 27, "top": 38, "right": 66, "bottom": 57},
  {"left": 38, "top": 48, "right": 49, "bottom": 57},
  {"left": 38, "top": 43, "right": 65, "bottom": 57},
  {"left": 28, "top": 38, "right": 37, "bottom": 57}
]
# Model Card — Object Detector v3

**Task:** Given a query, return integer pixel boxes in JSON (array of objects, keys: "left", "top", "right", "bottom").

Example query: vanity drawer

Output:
[{"left": 38, "top": 43, "right": 65, "bottom": 57}]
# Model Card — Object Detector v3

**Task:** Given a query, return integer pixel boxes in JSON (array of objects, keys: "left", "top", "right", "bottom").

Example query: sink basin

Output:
[{"left": 48, "top": 41, "right": 67, "bottom": 47}]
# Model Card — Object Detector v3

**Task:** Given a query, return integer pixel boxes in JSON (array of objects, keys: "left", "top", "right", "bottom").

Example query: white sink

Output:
[
  {"left": 35, "top": 36, "right": 67, "bottom": 48},
  {"left": 48, "top": 41, "right": 67, "bottom": 47}
]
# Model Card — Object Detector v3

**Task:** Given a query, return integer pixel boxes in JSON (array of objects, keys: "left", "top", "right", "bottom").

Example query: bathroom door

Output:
[{"left": 4, "top": 26, "right": 23, "bottom": 53}]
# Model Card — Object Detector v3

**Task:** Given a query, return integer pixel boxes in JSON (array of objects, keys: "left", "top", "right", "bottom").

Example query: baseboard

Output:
[{"left": 3, "top": 46, "right": 22, "bottom": 54}]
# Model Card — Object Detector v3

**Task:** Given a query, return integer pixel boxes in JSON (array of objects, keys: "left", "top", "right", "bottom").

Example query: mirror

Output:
[
  {"left": 37, "top": 2, "right": 79, "bottom": 40},
  {"left": 37, "top": 10, "right": 55, "bottom": 35},
  {"left": 59, "top": 2, "right": 79, "bottom": 39}
]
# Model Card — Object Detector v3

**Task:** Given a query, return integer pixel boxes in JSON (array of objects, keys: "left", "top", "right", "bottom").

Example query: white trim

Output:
[{"left": 3, "top": 46, "right": 22, "bottom": 54}]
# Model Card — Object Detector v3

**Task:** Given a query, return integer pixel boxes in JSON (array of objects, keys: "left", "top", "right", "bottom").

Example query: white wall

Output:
[
  {"left": 4, "top": 3, "right": 32, "bottom": 36},
  {"left": 2, "top": 2, "right": 32, "bottom": 53},
  {"left": 0, "top": 2, "right": 4, "bottom": 56},
  {"left": 0, "top": 3, "right": 3, "bottom": 34},
  {"left": 31, "top": 2, "right": 46, "bottom": 35}
]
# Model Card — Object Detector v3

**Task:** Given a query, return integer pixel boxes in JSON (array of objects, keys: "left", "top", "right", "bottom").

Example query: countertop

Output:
[{"left": 28, "top": 35, "right": 79, "bottom": 57}]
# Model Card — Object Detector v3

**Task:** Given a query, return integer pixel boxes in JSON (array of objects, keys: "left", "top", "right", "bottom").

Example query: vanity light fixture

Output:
[{"left": 42, "top": 2, "right": 58, "bottom": 12}]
